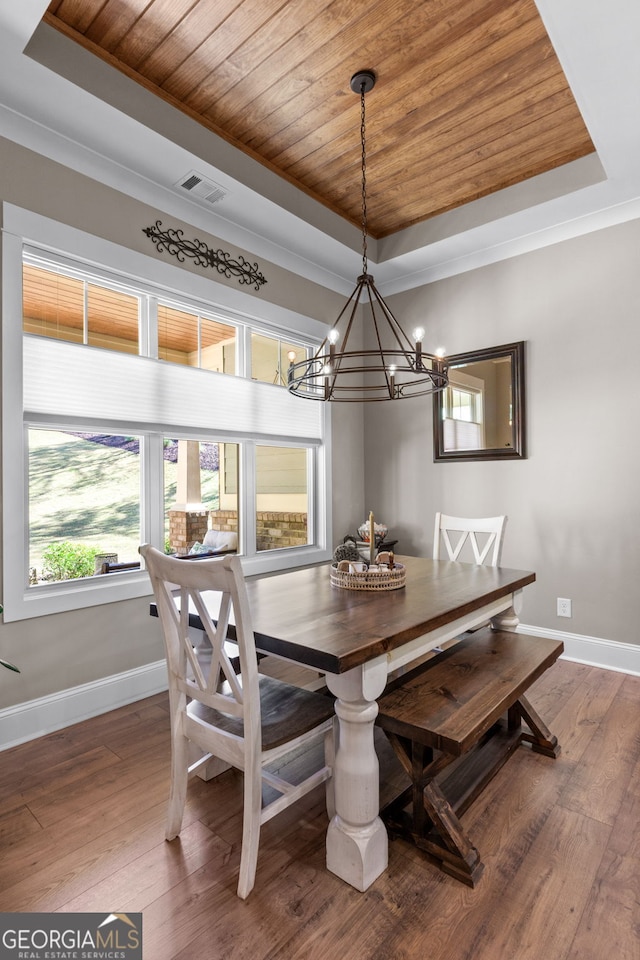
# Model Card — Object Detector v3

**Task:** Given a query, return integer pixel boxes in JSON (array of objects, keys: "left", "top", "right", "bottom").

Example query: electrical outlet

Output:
[{"left": 557, "top": 597, "right": 572, "bottom": 618}]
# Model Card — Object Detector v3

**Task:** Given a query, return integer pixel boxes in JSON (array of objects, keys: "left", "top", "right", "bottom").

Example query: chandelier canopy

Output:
[{"left": 287, "top": 70, "right": 448, "bottom": 402}]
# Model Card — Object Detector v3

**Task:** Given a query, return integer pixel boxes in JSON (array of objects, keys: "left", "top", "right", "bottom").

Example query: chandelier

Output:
[{"left": 287, "top": 69, "right": 448, "bottom": 402}]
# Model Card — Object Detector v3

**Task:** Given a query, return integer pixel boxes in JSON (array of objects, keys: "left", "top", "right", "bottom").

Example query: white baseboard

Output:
[
  {"left": 0, "top": 660, "right": 167, "bottom": 751},
  {"left": 518, "top": 623, "right": 640, "bottom": 677},
  {"left": 1, "top": 627, "right": 639, "bottom": 752}
]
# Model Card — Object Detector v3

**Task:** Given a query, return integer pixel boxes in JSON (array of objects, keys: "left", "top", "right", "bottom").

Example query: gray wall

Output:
[
  {"left": 0, "top": 137, "right": 364, "bottom": 710},
  {"left": 4, "top": 130, "right": 638, "bottom": 717},
  {"left": 365, "top": 217, "right": 640, "bottom": 646}
]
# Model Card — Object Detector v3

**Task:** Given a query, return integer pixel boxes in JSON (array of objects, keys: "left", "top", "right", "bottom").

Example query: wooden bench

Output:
[{"left": 376, "top": 627, "right": 563, "bottom": 886}]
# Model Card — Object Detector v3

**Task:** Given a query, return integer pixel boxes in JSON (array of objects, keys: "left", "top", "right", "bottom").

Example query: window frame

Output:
[
  {"left": 441, "top": 370, "right": 485, "bottom": 451},
  {"left": 2, "top": 204, "right": 332, "bottom": 622}
]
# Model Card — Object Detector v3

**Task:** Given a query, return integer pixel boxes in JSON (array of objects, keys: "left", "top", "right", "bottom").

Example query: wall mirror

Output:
[{"left": 433, "top": 341, "right": 526, "bottom": 462}]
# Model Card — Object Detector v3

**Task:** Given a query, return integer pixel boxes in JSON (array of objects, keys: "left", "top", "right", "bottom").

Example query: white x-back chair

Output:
[
  {"left": 433, "top": 513, "right": 507, "bottom": 567},
  {"left": 430, "top": 513, "right": 507, "bottom": 645},
  {"left": 140, "top": 544, "right": 334, "bottom": 899}
]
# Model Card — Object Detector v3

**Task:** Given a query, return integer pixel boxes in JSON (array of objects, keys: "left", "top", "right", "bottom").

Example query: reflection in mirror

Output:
[{"left": 433, "top": 341, "right": 526, "bottom": 462}]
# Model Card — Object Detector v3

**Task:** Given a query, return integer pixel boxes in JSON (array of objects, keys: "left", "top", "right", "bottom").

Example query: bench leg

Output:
[
  {"left": 517, "top": 695, "right": 561, "bottom": 758},
  {"left": 381, "top": 735, "right": 484, "bottom": 887},
  {"left": 411, "top": 741, "right": 430, "bottom": 837},
  {"left": 419, "top": 780, "right": 484, "bottom": 886}
]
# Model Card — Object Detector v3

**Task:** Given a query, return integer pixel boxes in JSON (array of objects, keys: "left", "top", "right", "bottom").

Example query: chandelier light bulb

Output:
[
  {"left": 413, "top": 327, "right": 425, "bottom": 343},
  {"left": 388, "top": 363, "right": 397, "bottom": 398},
  {"left": 327, "top": 328, "right": 340, "bottom": 345}
]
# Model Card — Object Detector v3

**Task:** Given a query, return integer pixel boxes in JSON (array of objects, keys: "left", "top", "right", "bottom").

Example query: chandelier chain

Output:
[{"left": 360, "top": 81, "right": 368, "bottom": 275}]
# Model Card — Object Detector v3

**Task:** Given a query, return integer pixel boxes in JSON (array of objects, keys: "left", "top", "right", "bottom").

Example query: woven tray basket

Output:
[{"left": 330, "top": 562, "right": 406, "bottom": 591}]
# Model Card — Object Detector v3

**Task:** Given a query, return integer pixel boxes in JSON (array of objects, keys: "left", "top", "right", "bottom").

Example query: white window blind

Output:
[
  {"left": 23, "top": 336, "right": 323, "bottom": 441},
  {"left": 443, "top": 417, "right": 483, "bottom": 451}
]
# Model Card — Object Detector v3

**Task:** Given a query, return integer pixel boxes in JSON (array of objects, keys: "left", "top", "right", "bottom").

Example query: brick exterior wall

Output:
[
  {"left": 208, "top": 510, "right": 238, "bottom": 535},
  {"left": 256, "top": 511, "right": 308, "bottom": 551},
  {"left": 168, "top": 509, "right": 209, "bottom": 554},
  {"left": 209, "top": 510, "right": 307, "bottom": 551}
]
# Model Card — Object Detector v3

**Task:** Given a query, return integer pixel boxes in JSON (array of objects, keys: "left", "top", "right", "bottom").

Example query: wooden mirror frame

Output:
[{"left": 433, "top": 341, "right": 526, "bottom": 462}]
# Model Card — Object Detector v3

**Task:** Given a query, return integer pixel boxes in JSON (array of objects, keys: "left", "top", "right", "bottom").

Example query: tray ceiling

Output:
[{"left": 43, "top": 0, "right": 594, "bottom": 240}]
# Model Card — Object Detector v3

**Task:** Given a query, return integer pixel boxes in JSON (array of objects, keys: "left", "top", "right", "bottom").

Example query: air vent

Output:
[{"left": 174, "top": 171, "right": 228, "bottom": 205}]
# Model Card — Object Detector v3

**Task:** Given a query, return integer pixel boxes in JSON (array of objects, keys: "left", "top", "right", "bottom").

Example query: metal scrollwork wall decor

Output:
[{"left": 142, "top": 221, "right": 267, "bottom": 290}]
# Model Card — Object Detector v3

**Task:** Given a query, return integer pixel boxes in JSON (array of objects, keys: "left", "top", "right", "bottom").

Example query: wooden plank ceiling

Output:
[{"left": 44, "top": 0, "right": 595, "bottom": 240}]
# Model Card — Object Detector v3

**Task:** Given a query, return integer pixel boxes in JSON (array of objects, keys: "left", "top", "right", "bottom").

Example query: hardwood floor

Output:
[{"left": 1, "top": 659, "right": 638, "bottom": 960}]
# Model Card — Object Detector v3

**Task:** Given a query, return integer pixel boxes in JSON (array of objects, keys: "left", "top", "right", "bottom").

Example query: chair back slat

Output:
[
  {"left": 180, "top": 589, "right": 209, "bottom": 691},
  {"left": 434, "top": 513, "right": 507, "bottom": 567},
  {"left": 190, "top": 588, "right": 245, "bottom": 704},
  {"left": 140, "top": 544, "right": 258, "bottom": 728}
]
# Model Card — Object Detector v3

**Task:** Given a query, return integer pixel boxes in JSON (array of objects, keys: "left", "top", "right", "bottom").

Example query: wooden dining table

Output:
[{"left": 159, "top": 554, "right": 536, "bottom": 892}]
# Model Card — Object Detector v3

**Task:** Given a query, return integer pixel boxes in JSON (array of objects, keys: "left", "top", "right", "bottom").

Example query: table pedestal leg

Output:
[
  {"left": 325, "top": 657, "right": 388, "bottom": 891},
  {"left": 491, "top": 589, "right": 523, "bottom": 631}
]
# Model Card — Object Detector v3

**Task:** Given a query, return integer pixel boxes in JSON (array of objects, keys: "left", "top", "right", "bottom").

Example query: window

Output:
[
  {"left": 447, "top": 387, "right": 475, "bottom": 422},
  {"left": 250, "top": 332, "right": 307, "bottom": 385},
  {"left": 158, "top": 303, "right": 236, "bottom": 372},
  {"left": 28, "top": 429, "right": 142, "bottom": 581},
  {"left": 255, "top": 445, "right": 309, "bottom": 551},
  {"left": 23, "top": 263, "right": 140, "bottom": 354},
  {"left": 442, "top": 372, "right": 484, "bottom": 451},
  {"left": 163, "top": 438, "right": 239, "bottom": 554},
  {"left": 2, "top": 206, "right": 330, "bottom": 620}
]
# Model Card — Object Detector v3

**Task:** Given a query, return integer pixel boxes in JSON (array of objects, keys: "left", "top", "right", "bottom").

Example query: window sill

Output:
[
  {"left": 4, "top": 546, "right": 332, "bottom": 622},
  {"left": 4, "top": 569, "right": 151, "bottom": 622}
]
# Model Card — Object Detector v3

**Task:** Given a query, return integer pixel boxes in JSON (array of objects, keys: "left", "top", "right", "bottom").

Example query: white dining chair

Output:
[
  {"left": 140, "top": 544, "right": 334, "bottom": 899},
  {"left": 431, "top": 513, "right": 507, "bottom": 643},
  {"left": 433, "top": 513, "right": 507, "bottom": 567}
]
